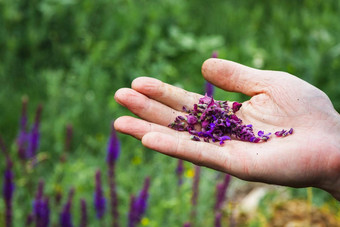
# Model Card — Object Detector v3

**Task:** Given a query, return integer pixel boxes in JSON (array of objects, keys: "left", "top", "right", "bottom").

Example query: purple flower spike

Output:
[
  {"left": 60, "top": 188, "right": 75, "bottom": 227},
  {"left": 107, "top": 122, "right": 120, "bottom": 166},
  {"left": 214, "top": 212, "right": 222, "bottom": 227},
  {"left": 33, "top": 180, "right": 50, "bottom": 227},
  {"left": 135, "top": 177, "right": 150, "bottom": 221},
  {"left": 211, "top": 51, "right": 218, "bottom": 58},
  {"left": 107, "top": 122, "right": 120, "bottom": 227},
  {"left": 108, "top": 165, "right": 119, "bottom": 227},
  {"left": 128, "top": 177, "right": 151, "bottom": 227},
  {"left": 128, "top": 195, "right": 137, "bottom": 227},
  {"left": 205, "top": 52, "right": 218, "bottom": 97},
  {"left": 205, "top": 82, "right": 214, "bottom": 98},
  {"left": 94, "top": 170, "right": 106, "bottom": 219},
  {"left": 190, "top": 165, "right": 201, "bottom": 221},
  {"left": 80, "top": 199, "right": 87, "bottom": 227},
  {"left": 215, "top": 174, "right": 231, "bottom": 211},
  {"left": 17, "top": 98, "right": 29, "bottom": 160},
  {"left": 60, "top": 201, "right": 73, "bottom": 227},
  {"left": 176, "top": 159, "right": 184, "bottom": 185},
  {"left": 191, "top": 166, "right": 200, "bottom": 207},
  {"left": 26, "top": 213, "right": 34, "bottom": 226},
  {"left": 3, "top": 158, "right": 14, "bottom": 227},
  {"left": 183, "top": 222, "right": 191, "bottom": 227},
  {"left": 27, "top": 104, "right": 43, "bottom": 159}
]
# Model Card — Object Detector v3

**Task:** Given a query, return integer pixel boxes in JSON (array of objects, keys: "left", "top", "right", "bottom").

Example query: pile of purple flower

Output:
[{"left": 169, "top": 95, "right": 293, "bottom": 145}]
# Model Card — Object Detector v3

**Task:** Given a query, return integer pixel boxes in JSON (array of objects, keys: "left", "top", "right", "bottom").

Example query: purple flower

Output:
[
  {"left": 211, "top": 51, "right": 218, "bottom": 58},
  {"left": 205, "top": 51, "right": 218, "bottom": 97},
  {"left": 128, "top": 177, "right": 151, "bottom": 227},
  {"left": 214, "top": 212, "right": 222, "bottom": 227},
  {"left": 128, "top": 195, "right": 137, "bottom": 227},
  {"left": 17, "top": 98, "right": 29, "bottom": 160},
  {"left": 169, "top": 94, "right": 293, "bottom": 145},
  {"left": 60, "top": 188, "right": 74, "bottom": 227},
  {"left": 94, "top": 170, "right": 106, "bottom": 219},
  {"left": 257, "top": 131, "right": 271, "bottom": 141},
  {"left": 27, "top": 104, "right": 43, "bottom": 159},
  {"left": 33, "top": 180, "right": 50, "bottom": 227},
  {"left": 190, "top": 165, "right": 201, "bottom": 221},
  {"left": 183, "top": 222, "right": 191, "bottom": 227},
  {"left": 191, "top": 166, "right": 200, "bottom": 206},
  {"left": 135, "top": 177, "right": 150, "bottom": 221},
  {"left": 108, "top": 164, "right": 119, "bottom": 227},
  {"left": 107, "top": 122, "right": 120, "bottom": 227},
  {"left": 214, "top": 174, "right": 231, "bottom": 211},
  {"left": 60, "top": 202, "right": 73, "bottom": 227},
  {"left": 205, "top": 82, "right": 214, "bottom": 98},
  {"left": 176, "top": 159, "right": 184, "bottom": 185},
  {"left": 26, "top": 213, "right": 34, "bottom": 226},
  {"left": 275, "top": 128, "right": 294, "bottom": 137},
  {"left": 232, "top": 102, "right": 242, "bottom": 113},
  {"left": 79, "top": 199, "right": 87, "bottom": 227},
  {"left": 187, "top": 115, "right": 198, "bottom": 125},
  {"left": 219, "top": 135, "right": 231, "bottom": 145},
  {"left": 107, "top": 122, "right": 120, "bottom": 166},
  {"left": 3, "top": 158, "right": 14, "bottom": 227}
]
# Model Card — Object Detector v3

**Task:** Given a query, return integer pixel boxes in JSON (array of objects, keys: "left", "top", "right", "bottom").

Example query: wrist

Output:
[
  {"left": 319, "top": 116, "right": 340, "bottom": 201},
  {"left": 320, "top": 176, "right": 340, "bottom": 201}
]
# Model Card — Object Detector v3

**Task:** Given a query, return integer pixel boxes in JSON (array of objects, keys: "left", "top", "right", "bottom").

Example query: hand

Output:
[{"left": 114, "top": 58, "right": 340, "bottom": 200}]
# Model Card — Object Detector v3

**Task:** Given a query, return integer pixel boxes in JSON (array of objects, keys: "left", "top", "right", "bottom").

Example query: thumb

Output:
[{"left": 202, "top": 58, "right": 278, "bottom": 96}]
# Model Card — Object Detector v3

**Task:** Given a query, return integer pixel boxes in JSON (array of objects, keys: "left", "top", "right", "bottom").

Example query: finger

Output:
[
  {"left": 141, "top": 132, "right": 260, "bottom": 178},
  {"left": 201, "top": 58, "right": 281, "bottom": 96},
  {"left": 114, "top": 116, "right": 186, "bottom": 140},
  {"left": 131, "top": 77, "right": 203, "bottom": 111},
  {"left": 114, "top": 88, "right": 183, "bottom": 125}
]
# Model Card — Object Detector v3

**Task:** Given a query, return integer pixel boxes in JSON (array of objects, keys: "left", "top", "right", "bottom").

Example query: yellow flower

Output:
[
  {"left": 141, "top": 217, "right": 149, "bottom": 226},
  {"left": 185, "top": 168, "right": 195, "bottom": 178},
  {"left": 132, "top": 156, "right": 142, "bottom": 165}
]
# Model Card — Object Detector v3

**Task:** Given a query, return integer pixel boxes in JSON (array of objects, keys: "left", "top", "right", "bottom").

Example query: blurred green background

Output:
[{"left": 1, "top": 0, "right": 340, "bottom": 226}]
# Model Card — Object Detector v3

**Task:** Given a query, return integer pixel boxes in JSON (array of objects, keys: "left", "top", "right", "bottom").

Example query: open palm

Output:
[{"left": 114, "top": 58, "right": 340, "bottom": 200}]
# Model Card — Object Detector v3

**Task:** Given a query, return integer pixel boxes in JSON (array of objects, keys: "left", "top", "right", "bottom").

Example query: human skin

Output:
[{"left": 114, "top": 58, "right": 340, "bottom": 201}]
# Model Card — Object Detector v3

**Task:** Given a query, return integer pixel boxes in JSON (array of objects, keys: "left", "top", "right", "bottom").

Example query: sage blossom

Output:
[
  {"left": 128, "top": 177, "right": 151, "bottom": 227},
  {"left": 107, "top": 122, "right": 120, "bottom": 227},
  {"left": 215, "top": 174, "right": 231, "bottom": 211},
  {"left": 33, "top": 180, "right": 50, "bottom": 227},
  {"left": 176, "top": 159, "right": 184, "bottom": 185},
  {"left": 79, "top": 199, "right": 87, "bottom": 227},
  {"left": 94, "top": 170, "right": 106, "bottom": 219},
  {"left": 60, "top": 188, "right": 75, "bottom": 227},
  {"left": 169, "top": 95, "right": 292, "bottom": 144},
  {"left": 17, "top": 97, "right": 29, "bottom": 160},
  {"left": 3, "top": 157, "right": 14, "bottom": 227},
  {"left": 27, "top": 104, "right": 42, "bottom": 159}
]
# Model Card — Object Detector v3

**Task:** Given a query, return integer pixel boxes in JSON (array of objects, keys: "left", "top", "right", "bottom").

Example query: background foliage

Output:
[{"left": 1, "top": 0, "right": 340, "bottom": 226}]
